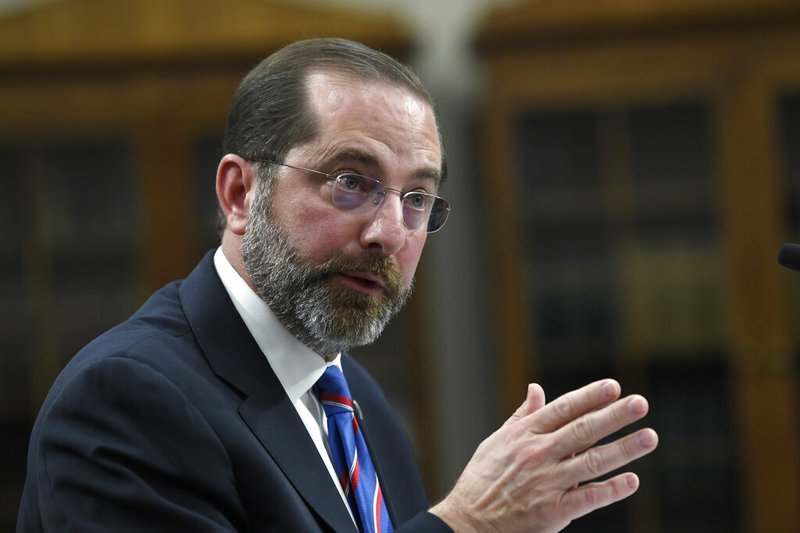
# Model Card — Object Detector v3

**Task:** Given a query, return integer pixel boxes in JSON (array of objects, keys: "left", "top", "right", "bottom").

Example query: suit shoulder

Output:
[{"left": 53, "top": 280, "right": 200, "bottom": 388}]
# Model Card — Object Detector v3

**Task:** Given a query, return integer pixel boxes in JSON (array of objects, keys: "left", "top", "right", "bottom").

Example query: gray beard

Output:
[{"left": 241, "top": 182, "right": 414, "bottom": 356}]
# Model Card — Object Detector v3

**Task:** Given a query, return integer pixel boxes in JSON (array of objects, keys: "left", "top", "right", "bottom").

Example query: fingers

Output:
[
  {"left": 561, "top": 427, "right": 658, "bottom": 487},
  {"left": 523, "top": 381, "right": 658, "bottom": 491},
  {"left": 550, "top": 394, "right": 651, "bottom": 457},
  {"left": 433, "top": 380, "right": 658, "bottom": 533},
  {"left": 526, "top": 379, "right": 621, "bottom": 434},
  {"left": 502, "top": 383, "right": 546, "bottom": 428},
  {"left": 560, "top": 472, "right": 642, "bottom": 522}
]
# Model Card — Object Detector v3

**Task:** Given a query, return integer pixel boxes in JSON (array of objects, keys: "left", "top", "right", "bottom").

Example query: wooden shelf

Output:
[{"left": 478, "top": 0, "right": 800, "bottom": 530}]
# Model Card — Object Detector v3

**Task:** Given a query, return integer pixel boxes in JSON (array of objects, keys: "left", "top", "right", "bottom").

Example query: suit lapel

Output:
[
  {"left": 237, "top": 381, "right": 356, "bottom": 533},
  {"left": 179, "top": 252, "right": 356, "bottom": 532},
  {"left": 343, "top": 357, "right": 402, "bottom": 526}
]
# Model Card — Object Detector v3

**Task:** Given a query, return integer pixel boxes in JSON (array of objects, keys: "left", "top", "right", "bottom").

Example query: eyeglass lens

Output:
[{"left": 332, "top": 174, "right": 448, "bottom": 232}]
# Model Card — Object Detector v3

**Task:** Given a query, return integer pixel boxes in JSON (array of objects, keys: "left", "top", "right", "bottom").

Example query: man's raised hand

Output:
[{"left": 431, "top": 379, "right": 658, "bottom": 532}]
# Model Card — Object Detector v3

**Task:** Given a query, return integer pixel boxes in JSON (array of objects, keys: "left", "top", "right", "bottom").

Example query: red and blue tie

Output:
[{"left": 315, "top": 366, "right": 393, "bottom": 533}]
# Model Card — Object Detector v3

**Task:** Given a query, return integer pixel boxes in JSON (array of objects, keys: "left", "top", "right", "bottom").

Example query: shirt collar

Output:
[{"left": 212, "top": 247, "right": 341, "bottom": 401}]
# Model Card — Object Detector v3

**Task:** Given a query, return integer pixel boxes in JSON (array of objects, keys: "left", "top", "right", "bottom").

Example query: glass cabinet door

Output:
[
  {"left": 0, "top": 137, "right": 140, "bottom": 528},
  {"left": 511, "top": 100, "right": 737, "bottom": 531}
]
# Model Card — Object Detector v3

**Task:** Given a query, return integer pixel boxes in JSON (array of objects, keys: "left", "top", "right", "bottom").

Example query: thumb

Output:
[{"left": 503, "top": 383, "right": 545, "bottom": 427}]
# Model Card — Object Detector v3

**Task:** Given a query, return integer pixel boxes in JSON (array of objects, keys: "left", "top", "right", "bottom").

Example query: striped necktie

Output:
[{"left": 315, "top": 366, "right": 393, "bottom": 533}]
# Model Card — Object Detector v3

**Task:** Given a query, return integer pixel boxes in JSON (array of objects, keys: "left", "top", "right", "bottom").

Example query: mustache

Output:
[{"left": 313, "top": 254, "right": 404, "bottom": 297}]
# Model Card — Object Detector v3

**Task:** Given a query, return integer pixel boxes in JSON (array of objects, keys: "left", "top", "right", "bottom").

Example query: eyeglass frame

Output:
[{"left": 245, "top": 157, "right": 450, "bottom": 233}]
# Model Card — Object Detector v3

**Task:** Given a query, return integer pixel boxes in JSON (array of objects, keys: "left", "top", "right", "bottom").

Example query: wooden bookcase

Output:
[
  {"left": 0, "top": 0, "right": 440, "bottom": 527},
  {"left": 476, "top": 1, "right": 800, "bottom": 531}
]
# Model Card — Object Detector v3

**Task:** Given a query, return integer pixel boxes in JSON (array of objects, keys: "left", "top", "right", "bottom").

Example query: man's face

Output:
[{"left": 242, "top": 71, "right": 442, "bottom": 356}]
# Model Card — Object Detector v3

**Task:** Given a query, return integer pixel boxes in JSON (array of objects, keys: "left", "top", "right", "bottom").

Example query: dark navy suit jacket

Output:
[{"left": 18, "top": 251, "right": 449, "bottom": 532}]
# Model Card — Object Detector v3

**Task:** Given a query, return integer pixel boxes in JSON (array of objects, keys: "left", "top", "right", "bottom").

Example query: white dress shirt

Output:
[{"left": 213, "top": 248, "right": 355, "bottom": 521}]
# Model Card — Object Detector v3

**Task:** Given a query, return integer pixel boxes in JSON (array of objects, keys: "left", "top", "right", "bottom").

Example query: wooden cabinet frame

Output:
[{"left": 478, "top": 1, "right": 800, "bottom": 530}]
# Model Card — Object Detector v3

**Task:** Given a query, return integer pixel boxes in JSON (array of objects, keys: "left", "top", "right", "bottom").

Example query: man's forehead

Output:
[
  {"left": 303, "top": 67, "right": 425, "bottom": 98},
  {"left": 300, "top": 71, "right": 443, "bottom": 177},
  {"left": 304, "top": 70, "right": 423, "bottom": 108}
]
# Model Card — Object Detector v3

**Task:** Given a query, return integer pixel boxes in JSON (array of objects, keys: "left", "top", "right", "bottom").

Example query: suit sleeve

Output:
[
  {"left": 395, "top": 512, "right": 453, "bottom": 532},
  {"left": 28, "top": 356, "right": 245, "bottom": 532}
]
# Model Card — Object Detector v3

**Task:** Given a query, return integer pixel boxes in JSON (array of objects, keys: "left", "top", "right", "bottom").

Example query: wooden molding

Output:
[
  {"left": 476, "top": 0, "right": 800, "bottom": 52},
  {"left": 0, "top": 0, "right": 411, "bottom": 75}
]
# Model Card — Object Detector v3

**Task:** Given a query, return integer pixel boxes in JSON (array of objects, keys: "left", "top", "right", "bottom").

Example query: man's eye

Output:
[
  {"left": 339, "top": 174, "right": 362, "bottom": 191},
  {"left": 405, "top": 192, "right": 429, "bottom": 210}
]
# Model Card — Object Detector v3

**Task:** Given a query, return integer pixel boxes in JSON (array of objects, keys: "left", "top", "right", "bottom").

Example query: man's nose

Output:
[{"left": 359, "top": 194, "right": 407, "bottom": 256}]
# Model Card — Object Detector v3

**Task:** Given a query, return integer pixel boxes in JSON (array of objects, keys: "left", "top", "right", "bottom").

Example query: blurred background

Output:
[{"left": 2, "top": 0, "right": 800, "bottom": 531}]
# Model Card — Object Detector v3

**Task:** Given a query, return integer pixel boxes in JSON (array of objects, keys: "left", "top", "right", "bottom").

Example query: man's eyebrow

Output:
[
  {"left": 328, "top": 150, "right": 380, "bottom": 170},
  {"left": 326, "top": 149, "right": 442, "bottom": 186},
  {"left": 414, "top": 167, "right": 442, "bottom": 186}
]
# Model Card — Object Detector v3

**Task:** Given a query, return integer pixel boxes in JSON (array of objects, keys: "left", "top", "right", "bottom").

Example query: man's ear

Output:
[{"left": 216, "top": 154, "right": 256, "bottom": 236}]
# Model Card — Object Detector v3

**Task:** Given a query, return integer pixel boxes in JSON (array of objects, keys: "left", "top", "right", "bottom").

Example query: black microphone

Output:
[{"left": 778, "top": 243, "right": 800, "bottom": 271}]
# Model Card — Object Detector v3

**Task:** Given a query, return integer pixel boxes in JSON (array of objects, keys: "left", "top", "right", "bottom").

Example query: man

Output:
[{"left": 18, "top": 38, "right": 657, "bottom": 532}]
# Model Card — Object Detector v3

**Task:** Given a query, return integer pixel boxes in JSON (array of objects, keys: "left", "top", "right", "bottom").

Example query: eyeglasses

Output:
[{"left": 248, "top": 158, "right": 450, "bottom": 233}]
